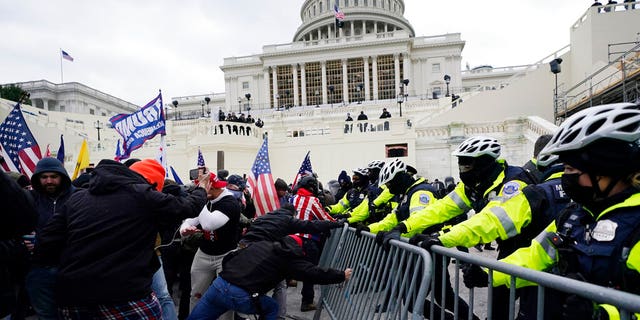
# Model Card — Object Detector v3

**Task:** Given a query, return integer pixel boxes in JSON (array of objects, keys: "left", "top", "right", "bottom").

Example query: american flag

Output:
[
  {"left": 61, "top": 50, "right": 74, "bottom": 62},
  {"left": 334, "top": 3, "right": 345, "bottom": 20},
  {"left": 0, "top": 103, "right": 42, "bottom": 177},
  {"left": 197, "top": 147, "right": 205, "bottom": 167},
  {"left": 247, "top": 138, "right": 280, "bottom": 216},
  {"left": 291, "top": 151, "right": 313, "bottom": 188}
]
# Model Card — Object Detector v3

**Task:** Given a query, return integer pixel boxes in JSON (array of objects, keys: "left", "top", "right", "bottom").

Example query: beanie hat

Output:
[
  {"left": 274, "top": 178, "right": 288, "bottom": 191},
  {"left": 338, "top": 170, "right": 351, "bottom": 184},
  {"left": 288, "top": 235, "right": 304, "bottom": 248},
  {"left": 130, "top": 159, "right": 166, "bottom": 191}
]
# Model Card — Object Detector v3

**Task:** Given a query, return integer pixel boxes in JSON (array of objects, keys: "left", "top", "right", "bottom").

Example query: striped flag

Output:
[
  {"left": 334, "top": 3, "right": 345, "bottom": 20},
  {"left": 197, "top": 147, "right": 205, "bottom": 167},
  {"left": 291, "top": 151, "right": 313, "bottom": 188},
  {"left": 61, "top": 50, "right": 74, "bottom": 62},
  {"left": 169, "top": 166, "right": 184, "bottom": 185},
  {"left": 247, "top": 137, "right": 280, "bottom": 216},
  {"left": 0, "top": 102, "right": 42, "bottom": 177}
]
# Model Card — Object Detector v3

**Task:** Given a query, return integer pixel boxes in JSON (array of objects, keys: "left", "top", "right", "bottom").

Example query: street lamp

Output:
[
  {"left": 204, "top": 96, "right": 210, "bottom": 117},
  {"left": 245, "top": 93, "right": 251, "bottom": 114},
  {"left": 237, "top": 97, "right": 242, "bottom": 113},
  {"left": 550, "top": 58, "right": 563, "bottom": 122},
  {"left": 172, "top": 100, "right": 179, "bottom": 120},
  {"left": 444, "top": 75, "right": 451, "bottom": 97},
  {"left": 397, "top": 94, "right": 404, "bottom": 118},
  {"left": 94, "top": 120, "right": 103, "bottom": 141}
]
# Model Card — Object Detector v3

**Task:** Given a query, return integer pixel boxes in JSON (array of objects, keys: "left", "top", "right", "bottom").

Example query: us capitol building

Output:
[{"left": 2, "top": 0, "right": 639, "bottom": 182}]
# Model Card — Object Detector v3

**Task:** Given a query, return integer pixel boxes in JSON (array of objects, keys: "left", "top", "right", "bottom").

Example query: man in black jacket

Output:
[
  {"left": 34, "top": 159, "right": 208, "bottom": 318},
  {"left": 188, "top": 235, "right": 351, "bottom": 320}
]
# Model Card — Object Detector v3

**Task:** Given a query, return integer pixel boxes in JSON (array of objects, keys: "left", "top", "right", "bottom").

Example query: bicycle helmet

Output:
[
  {"left": 451, "top": 136, "right": 501, "bottom": 159},
  {"left": 536, "top": 153, "right": 559, "bottom": 168},
  {"left": 367, "top": 160, "right": 385, "bottom": 170},
  {"left": 540, "top": 103, "right": 640, "bottom": 156},
  {"left": 378, "top": 159, "right": 407, "bottom": 187},
  {"left": 353, "top": 167, "right": 368, "bottom": 177}
]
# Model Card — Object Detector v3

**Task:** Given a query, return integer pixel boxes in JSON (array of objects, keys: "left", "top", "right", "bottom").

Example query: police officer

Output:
[
  {"left": 414, "top": 151, "right": 569, "bottom": 319},
  {"left": 378, "top": 136, "right": 535, "bottom": 319},
  {"left": 348, "top": 160, "right": 396, "bottom": 225},
  {"left": 466, "top": 103, "right": 640, "bottom": 320},
  {"left": 328, "top": 168, "right": 369, "bottom": 217}
]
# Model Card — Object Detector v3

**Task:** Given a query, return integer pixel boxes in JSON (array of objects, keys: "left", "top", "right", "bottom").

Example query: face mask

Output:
[
  {"left": 459, "top": 170, "right": 480, "bottom": 187},
  {"left": 561, "top": 173, "right": 596, "bottom": 207}
]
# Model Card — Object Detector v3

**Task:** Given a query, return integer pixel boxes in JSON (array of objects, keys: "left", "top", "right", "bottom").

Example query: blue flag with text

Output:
[{"left": 109, "top": 92, "right": 165, "bottom": 161}]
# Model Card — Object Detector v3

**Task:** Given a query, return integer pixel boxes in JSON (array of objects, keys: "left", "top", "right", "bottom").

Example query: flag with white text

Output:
[
  {"left": 110, "top": 92, "right": 165, "bottom": 161},
  {"left": 292, "top": 151, "right": 313, "bottom": 188},
  {"left": 247, "top": 137, "right": 280, "bottom": 216},
  {"left": 0, "top": 102, "right": 42, "bottom": 177}
]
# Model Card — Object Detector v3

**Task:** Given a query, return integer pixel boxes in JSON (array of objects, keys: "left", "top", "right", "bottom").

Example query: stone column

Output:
[
  {"left": 263, "top": 68, "right": 270, "bottom": 110},
  {"left": 363, "top": 56, "right": 370, "bottom": 101},
  {"left": 372, "top": 56, "right": 378, "bottom": 100},
  {"left": 394, "top": 53, "right": 400, "bottom": 97},
  {"left": 403, "top": 53, "right": 411, "bottom": 95},
  {"left": 272, "top": 67, "right": 279, "bottom": 108},
  {"left": 350, "top": 21, "right": 354, "bottom": 37},
  {"left": 301, "top": 63, "right": 308, "bottom": 106},
  {"left": 292, "top": 64, "right": 299, "bottom": 107},
  {"left": 342, "top": 59, "right": 349, "bottom": 104},
  {"left": 321, "top": 61, "right": 328, "bottom": 105}
]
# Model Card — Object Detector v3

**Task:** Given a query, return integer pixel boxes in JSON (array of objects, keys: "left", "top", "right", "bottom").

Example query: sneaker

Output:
[{"left": 300, "top": 303, "right": 317, "bottom": 312}]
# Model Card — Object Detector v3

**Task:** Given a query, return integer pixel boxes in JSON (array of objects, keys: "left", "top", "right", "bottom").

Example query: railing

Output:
[
  {"left": 556, "top": 41, "right": 640, "bottom": 123},
  {"left": 316, "top": 226, "right": 432, "bottom": 320}
]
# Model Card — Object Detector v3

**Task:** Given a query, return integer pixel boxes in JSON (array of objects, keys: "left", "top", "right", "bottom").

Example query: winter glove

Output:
[
  {"left": 377, "top": 224, "right": 406, "bottom": 250},
  {"left": 336, "top": 218, "right": 348, "bottom": 225},
  {"left": 462, "top": 264, "right": 488, "bottom": 288},
  {"left": 419, "top": 235, "right": 443, "bottom": 251},
  {"left": 408, "top": 234, "right": 430, "bottom": 246},
  {"left": 355, "top": 225, "right": 370, "bottom": 238},
  {"left": 562, "top": 295, "right": 596, "bottom": 320}
]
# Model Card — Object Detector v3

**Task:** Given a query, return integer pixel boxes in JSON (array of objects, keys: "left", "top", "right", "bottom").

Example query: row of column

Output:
[
  {"left": 302, "top": 20, "right": 396, "bottom": 41},
  {"left": 266, "top": 53, "right": 411, "bottom": 108}
]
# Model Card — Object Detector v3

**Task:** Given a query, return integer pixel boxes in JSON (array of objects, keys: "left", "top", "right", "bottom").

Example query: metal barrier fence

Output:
[
  {"left": 316, "top": 227, "right": 640, "bottom": 320},
  {"left": 315, "top": 226, "right": 432, "bottom": 320}
]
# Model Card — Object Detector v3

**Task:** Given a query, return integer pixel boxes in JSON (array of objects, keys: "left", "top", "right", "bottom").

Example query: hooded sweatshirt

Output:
[{"left": 29, "top": 157, "right": 75, "bottom": 233}]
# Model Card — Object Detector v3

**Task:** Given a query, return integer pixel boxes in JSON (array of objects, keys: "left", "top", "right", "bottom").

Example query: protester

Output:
[
  {"left": 33, "top": 159, "right": 208, "bottom": 319},
  {"left": 187, "top": 235, "right": 351, "bottom": 320}
]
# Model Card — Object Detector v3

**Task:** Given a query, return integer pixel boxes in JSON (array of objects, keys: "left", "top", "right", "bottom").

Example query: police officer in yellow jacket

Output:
[
  {"left": 414, "top": 152, "right": 569, "bottom": 319},
  {"left": 466, "top": 103, "right": 640, "bottom": 320},
  {"left": 328, "top": 168, "right": 369, "bottom": 216},
  {"left": 378, "top": 135, "right": 535, "bottom": 319}
]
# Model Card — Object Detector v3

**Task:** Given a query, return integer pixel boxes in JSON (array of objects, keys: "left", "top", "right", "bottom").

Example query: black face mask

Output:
[{"left": 561, "top": 173, "right": 597, "bottom": 208}]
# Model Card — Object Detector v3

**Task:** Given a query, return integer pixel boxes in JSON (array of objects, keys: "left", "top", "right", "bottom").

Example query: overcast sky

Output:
[{"left": 0, "top": 0, "right": 590, "bottom": 106}]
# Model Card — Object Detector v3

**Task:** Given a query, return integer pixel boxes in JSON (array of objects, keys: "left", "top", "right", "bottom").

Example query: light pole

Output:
[
  {"left": 204, "top": 96, "right": 210, "bottom": 118},
  {"left": 444, "top": 75, "right": 451, "bottom": 97},
  {"left": 550, "top": 58, "right": 563, "bottom": 122},
  {"left": 397, "top": 94, "right": 404, "bottom": 118},
  {"left": 94, "top": 120, "right": 103, "bottom": 142},
  {"left": 172, "top": 100, "right": 179, "bottom": 120},
  {"left": 245, "top": 93, "right": 251, "bottom": 115},
  {"left": 237, "top": 97, "right": 242, "bottom": 113}
]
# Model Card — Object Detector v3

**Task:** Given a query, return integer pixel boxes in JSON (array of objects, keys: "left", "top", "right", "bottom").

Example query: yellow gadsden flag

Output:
[{"left": 72, "top": 140, "right": 90, "bottom": 179}]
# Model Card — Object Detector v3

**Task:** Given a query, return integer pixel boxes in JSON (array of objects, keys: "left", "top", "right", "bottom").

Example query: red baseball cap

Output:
[{"left": 209, "top": 172, "right": 228, "bottom": 189}]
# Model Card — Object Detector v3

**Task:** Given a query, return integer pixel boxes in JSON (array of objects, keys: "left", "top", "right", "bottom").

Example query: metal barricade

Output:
[
  {"left": 315, "top": 226, "right": 432, "bottom": 320},
  {"left": 427, "top": 246, "right": 640, "bottom": 320}
]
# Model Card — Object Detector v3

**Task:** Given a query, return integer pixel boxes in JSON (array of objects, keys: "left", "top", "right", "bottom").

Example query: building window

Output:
[
  {"left": 242, "top": 81, "right": 249, "bottom": 89},
  {"left": 385, "top": 143, "right": 408, "bottom": 157},
  {"left": 89, "top": 108, "right": 95, "bottom": 115},
  {"left": 432, "top": 87, "right": 442, "bottom": 99},
  {"left": 364, "top": 0, "right": 368, "bottom": 5},
  {"left": 432, "top": 63, "right": 441, "bottom": 73},
  {"left": 320, "top": 1, "right": 323, "bottom": 12}
]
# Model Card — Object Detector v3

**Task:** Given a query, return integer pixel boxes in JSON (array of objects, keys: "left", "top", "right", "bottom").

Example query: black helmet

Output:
[{"left": 299, "top": 175, "right": 319, "bottom": 194}]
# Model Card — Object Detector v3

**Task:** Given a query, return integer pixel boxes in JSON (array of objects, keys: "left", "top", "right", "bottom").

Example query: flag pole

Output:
[{"left": 59, "top": 48, "right": 63, "bottom": 83}]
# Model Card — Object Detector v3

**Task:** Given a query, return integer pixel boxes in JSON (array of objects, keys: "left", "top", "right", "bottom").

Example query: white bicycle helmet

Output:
[
  {"left": 352, "top": 167, "right": 368, "bottom": 176},
  {"left": 378, "top": 159, "right": 406, "bottom": 187},
  {"left": 536, "top": 153, "right": 559, "bottom": 168},
  {"left": 451, "top": 136, "right": 501, "bottom": 159},
  {"left": 367, "top": 160, "right": 385, "bottom": 170},
  {"left": 540, "top": 103, "right": 640, "bottom": 155}
]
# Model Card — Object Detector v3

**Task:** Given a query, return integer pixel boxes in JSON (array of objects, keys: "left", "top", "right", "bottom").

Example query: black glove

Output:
[
  {"left": 375, "top": 231, "right": 386, "bottom": 245},
  {"left": 333, "top": 214, "right": 350, "bottom": 219},
  {"left": 462, "top": 264, "right": 488, "bottom": 288},
  {"left": 408, "top": 234, "right": 430, "bottom": 246},
  {"left": 377, "top": 225, "right": 405, "bottom": 250},
  {"left": 355, "top": 225, "right": 370, "bottom": 238},
  {"left": 419, "top": 235, "right": 443, "bottom": 251},
  {"left": 336, "top": 218, "right": 348, "bottom": 225},
  {"left": 562, "top": 295, "right": 596, "bottom": 320}
]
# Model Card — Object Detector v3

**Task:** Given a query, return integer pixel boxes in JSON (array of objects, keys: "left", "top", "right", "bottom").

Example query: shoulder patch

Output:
[
  {"left": 419, "top": 193, "right": 430, "bottom": 204},
  {"left": 501, "top": 181, "right": 521, "bottom": 200}
]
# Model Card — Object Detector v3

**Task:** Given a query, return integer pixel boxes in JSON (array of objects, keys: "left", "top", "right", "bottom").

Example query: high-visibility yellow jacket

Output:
[
  {"left": 402, "top": 160, "right": 532, "bottom": 237},
  {"left": 492, "top": 192, "right": 640, "bottom": 320},
  {"left": 328, "top": 184, "right": 368, "bottom": 215},
  {"left": 368, "top": 178, "right": 436, "bottom": 235},
  {"left": 347, "top": 186, "right": 395, "bottom": 224}
]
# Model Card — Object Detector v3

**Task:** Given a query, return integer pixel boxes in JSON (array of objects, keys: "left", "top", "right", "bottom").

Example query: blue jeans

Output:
[
  {"left": 25, "top": 267, "right": 57, "bottom": 320},
  {"left": 187, "top": 277, "right": 279, "bottom": 320},
  {"left": 152, "top": 258, "right": 177, "bottom": 320}
]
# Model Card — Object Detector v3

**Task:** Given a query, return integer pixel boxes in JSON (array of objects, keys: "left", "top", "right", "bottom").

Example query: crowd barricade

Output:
[
  {"left": 425, "top": 245, "right": 640, "bottom": 320},
  {"left": 315, "top": 226, "right": 432, "bottom": 320}
]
